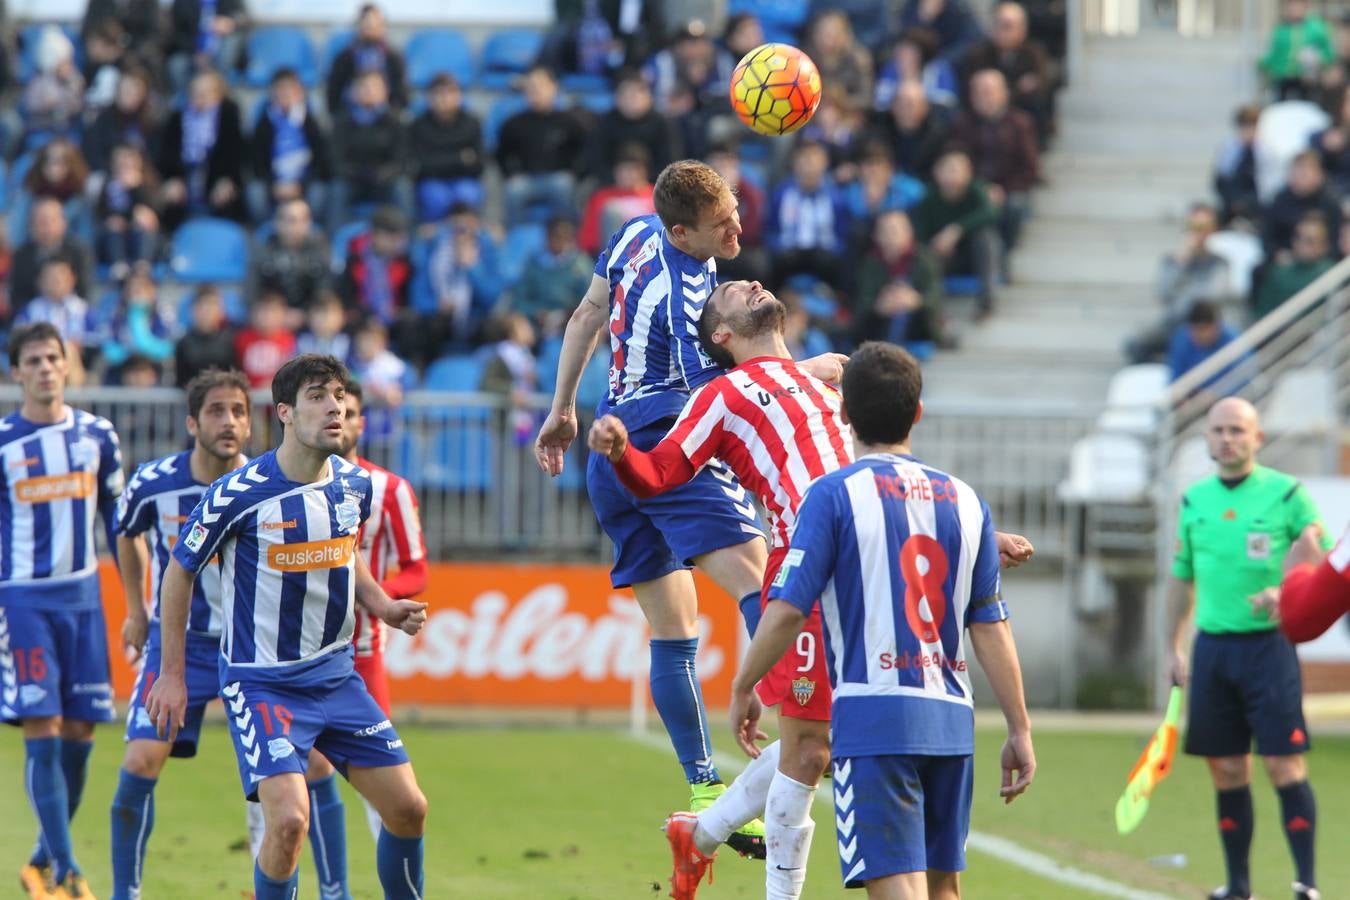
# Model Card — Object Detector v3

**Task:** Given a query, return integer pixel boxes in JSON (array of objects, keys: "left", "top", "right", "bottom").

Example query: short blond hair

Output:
[{"left": 653, "top": 160, "right": 728, "bottom": 229}]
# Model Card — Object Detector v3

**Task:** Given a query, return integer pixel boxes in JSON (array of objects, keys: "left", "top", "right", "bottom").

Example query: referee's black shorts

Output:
[{"left": 1184, "top": 629, "right": 1310, "bottom": 758}]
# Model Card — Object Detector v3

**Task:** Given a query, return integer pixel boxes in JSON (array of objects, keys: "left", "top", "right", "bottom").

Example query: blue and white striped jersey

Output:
[
  {"left": 593, "top": 215, "right": 722, "bottom": 430},
  {"left": 0, "top": 407, "right": 124, "bottom": 610},
  {"left": 171, "top": 450, "right": 372, "bottom": 680},
  {"left": 117, "top": 450, "right": 246, "bottom": 637},
  {"left": 768, "top": 453, "right": 1008, "bottom": 758}
]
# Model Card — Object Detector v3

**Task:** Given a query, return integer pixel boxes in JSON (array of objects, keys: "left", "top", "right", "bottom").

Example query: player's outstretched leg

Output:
[
  {"left": 110, "top": 739, "right": 175, "bottom": 900},
  {"left": 349, "top": 763, "right": 427, "bottom": 900},
  {"left": 255, "top": 774, "right": 309, "bottom": 899},
  {"left": 306, "top": 753, "right": 351, "bottom": 900}
]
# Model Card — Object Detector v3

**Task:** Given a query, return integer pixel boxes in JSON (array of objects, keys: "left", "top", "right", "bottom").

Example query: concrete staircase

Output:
[{"left": 922, "top": 29, "right": 1252, "bottom": 413}]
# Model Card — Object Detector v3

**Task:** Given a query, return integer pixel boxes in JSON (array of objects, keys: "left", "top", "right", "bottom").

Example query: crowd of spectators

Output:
[
  {"left": 0, "top": 0, "right": 1066, "bottom": 406},
  {"left": 1137, "top": 0, "right": 1350, "bottom": 384}
]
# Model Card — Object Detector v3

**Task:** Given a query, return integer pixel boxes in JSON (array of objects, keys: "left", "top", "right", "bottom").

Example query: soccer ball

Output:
[{"left": 729, "top": 43, "right": 823, "bottom": 137}]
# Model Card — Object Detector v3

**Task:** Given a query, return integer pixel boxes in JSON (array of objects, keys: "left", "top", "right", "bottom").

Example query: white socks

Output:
[
  {"left": 246, "top": 800, "right": 266, "bottom": 860},
  {"left": 765, "top": 770, "right": 817, "bottom": 900},
  {"left": 694, "top": 740, "right": 782, "bottom": 855},
  {"left": 363, "top": 795, "right": 383, "bottom": 841}
]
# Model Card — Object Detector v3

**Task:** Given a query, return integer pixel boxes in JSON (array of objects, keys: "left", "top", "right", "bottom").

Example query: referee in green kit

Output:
[{"left": 1167, "top": 397, "right": 1333, "bottom": 900}]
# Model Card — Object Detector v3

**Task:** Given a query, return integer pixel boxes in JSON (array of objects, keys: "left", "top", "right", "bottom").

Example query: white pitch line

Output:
[{"left": 627, "top": 730, "right": 1177, "bottom": 900}]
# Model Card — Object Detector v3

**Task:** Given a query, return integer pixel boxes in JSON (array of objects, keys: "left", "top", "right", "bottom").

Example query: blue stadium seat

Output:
[
  {"left": 727, "top": 0, "right": 809, "bottom": 34},
  {"left": 576, "top": 350, "right": 610, "bottom": 411},
  {"left": 330, "top": 221, "right": 370, "bottom": 269},
  {"left": 483, "top": 95, "right": 529, "bottom": 152},
  {"left": 535, "top": 336, "right": 563, "bottom": 395},
  {"left": 18, "top": 24, "right": 82, "bottom": 84},
  {"left": 499, "top": 222, "right": 547, "bottom": 283},
  {"left": 405, "top": 30, "right": 474, "bottom": 89},
  {"left": 422, "top": 413, "right": 495, "bottom": 491},
  {"left": 244, "top": 26, "right": 319, "bottom": 89},
  {"left": 943, "top": 275, "right": 985, "bottom": 297},
  {"left": 559, "top": 73, "right": 609, "bottom": 93},
  {"left": 573, "top": 91, "right": 614, "bottom": 114},
  {"left": 170, "top": 218, "right": 250, "bottom": 283},
  {"left": 424, "top": 353, "right": 486, "bottom": 392},
  {"left": 320, "top": 29, "right": 354, "bottom": 78},
  {"left": 478, "top": 29, "right": 544, "bottom": 91}
]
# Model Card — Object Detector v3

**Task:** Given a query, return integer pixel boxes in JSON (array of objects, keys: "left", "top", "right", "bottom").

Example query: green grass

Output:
[{"left": 2, "top": 724, "right": 1348, "bottom": 897}]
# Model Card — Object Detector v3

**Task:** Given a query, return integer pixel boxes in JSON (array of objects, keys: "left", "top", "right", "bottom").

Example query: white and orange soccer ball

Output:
[{"left": 728, "top": 42, "right": 823, "bottom": 137}]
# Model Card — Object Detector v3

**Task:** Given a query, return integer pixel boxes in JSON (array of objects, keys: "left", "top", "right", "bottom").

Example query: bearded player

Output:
[
  {"left": 110, "top": 369, "right": 252, "bottom": 900},
  {"left": 588, "top": 280, "right": 1033, "bottom": 899}
]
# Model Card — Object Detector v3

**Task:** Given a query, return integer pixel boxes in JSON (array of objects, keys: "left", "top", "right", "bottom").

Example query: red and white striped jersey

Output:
[
  {"left": 665, "top": 356, "right": 854, "bottom": 547},
  {"left": 351, "top": 457, "right": 427, "bottom": 657}
]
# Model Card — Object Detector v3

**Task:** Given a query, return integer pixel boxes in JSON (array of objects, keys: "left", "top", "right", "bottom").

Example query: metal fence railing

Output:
[{"left": 0, "top": 387, "right": 1098, "bottom": 562}]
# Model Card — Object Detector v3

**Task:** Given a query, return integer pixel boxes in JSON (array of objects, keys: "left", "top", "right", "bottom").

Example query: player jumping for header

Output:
[
  {"left": 536, "top": 160, "right": 845, "bottom": 855},
  {"left": 588, "top": 282, "right": 1032, "bottom": 899}
]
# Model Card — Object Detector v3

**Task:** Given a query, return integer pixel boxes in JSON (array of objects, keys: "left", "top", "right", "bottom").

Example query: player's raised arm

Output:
[
  {"left": 588, "top": 414, "right": 700, "bottom": 498},
  {"left": 535, "top": 273, "right": 611, "bottom": 476}
]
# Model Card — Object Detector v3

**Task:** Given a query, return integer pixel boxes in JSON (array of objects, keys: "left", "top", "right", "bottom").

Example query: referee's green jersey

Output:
[{"left": 1172, "top": 464, "right": 1333, "bottom": 634}]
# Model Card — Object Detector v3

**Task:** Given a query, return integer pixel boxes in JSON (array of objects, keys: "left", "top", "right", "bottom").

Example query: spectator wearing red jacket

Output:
[
  {"left": 578, "top": 144, "right": 655, "bottom": 256},
  {"left": 234, "top": 290, "right": 297, "bottom": 389}
]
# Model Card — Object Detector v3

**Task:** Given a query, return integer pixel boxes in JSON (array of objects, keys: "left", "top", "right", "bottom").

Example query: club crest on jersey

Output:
[
  {"left": 70, "top": 440, "right": 99, "bottom": 469},
  {"left": 183, "top": 522, "right": 208, "bottom": 552},
  {"left": 268, "top": 737, "right": 295, "bottom": 761},
  {"left": 337, "top": 499, "right": 361, "bottom": 533},
  {"left": 791, "top": 676, "right": 816, "bottom": 706}
]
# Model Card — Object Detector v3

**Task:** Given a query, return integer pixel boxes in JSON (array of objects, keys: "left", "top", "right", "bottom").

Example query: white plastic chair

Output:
[
  {"left": 1265, "top": 367, "right": 1336, "bottom": 434},
  {"left": 1097, "top": 364, "right": 1171, "bottom": 436},
  {"left": 1254, "top": 101, "right": 1330, "bottom": 203},
  {"left": 1205, "top": 230, "right": 1265, "bottom": 299},
  {"left": 1059, "top": 433, "right": 1151, "bottom": 503}
]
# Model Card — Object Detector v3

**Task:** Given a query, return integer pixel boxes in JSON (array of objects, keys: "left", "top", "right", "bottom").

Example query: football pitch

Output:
[{"left": 2, "top": 723, "right": 1348, "bottom": 898}]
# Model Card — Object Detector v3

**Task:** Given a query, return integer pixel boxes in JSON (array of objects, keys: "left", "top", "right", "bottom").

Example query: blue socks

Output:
[
  {"left": 307, "top": 774, "right": 351, "bottom": 900},
  {"left": 649, "top": 638, "right": 719, "bottom": 785},
  {"left": 738, "top": 591, "right": 762, "bottom": 638},
  {"left": 1278, "top": 780, "right": 1317, "bottom": 888},
  {"left": 23, "top": 737, "right": 77, "bottom": 880},
  {"left": 110, "top": 769, "right": 157, "bottom": 900},
  {"left": 376, "top": 827, "right": 424, "bottom": 900},
  {"left": 30, "top": 739, "right": 94, "bottom": 869},
  {"left": 254, "top": 859, "right": 298, "bottom": 899}
]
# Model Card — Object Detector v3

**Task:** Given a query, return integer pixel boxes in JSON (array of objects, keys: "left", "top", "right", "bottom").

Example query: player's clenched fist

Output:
[
  {"left": 385, "top": 599, "right": 429, "bottom": 635},
  {"left": 587, "top": 415, "right": 630, "bottom": 462}
]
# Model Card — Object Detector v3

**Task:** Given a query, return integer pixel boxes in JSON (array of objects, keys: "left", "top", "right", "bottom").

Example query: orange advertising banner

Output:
[{"left": 101, "top": 561, "right": 746, "bottom": 708}]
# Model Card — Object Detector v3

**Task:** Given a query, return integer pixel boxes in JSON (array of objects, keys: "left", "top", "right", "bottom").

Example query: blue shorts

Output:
[
  {"left": 833, "top": 754, "right": 973, "bottom": 887},
  {"left": 586, "top": 419, "right": 763, "bottom": 589},
  {"left": 125, "top": 628, "right": 222, "bottom": 757},
  {"left": 1185, "top": 629, "right": 1310, "bottom": 758},
  {"left": 222, "top": 665, "right": 409, "bottom": 801},
  {"left": 0, "top": 605, "right": 113, "bottom": 724}
]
